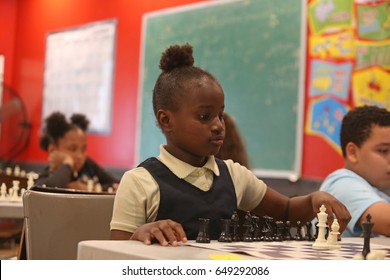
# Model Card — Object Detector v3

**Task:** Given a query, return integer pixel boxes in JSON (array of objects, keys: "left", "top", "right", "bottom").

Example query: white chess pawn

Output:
[
  {"left": 27, "top": 174, "right": 35, "bottom": 190},
  {"left": 87, "top": 179, "right": 94, "bottom": 192},
  {"left": 19, "top": 188, "right": 26, "bottom": 202},
  {"left": 95, "top": 183, "right": 103, "bottom": 193},
  {"left": 312, "top": 204, "right": 329, "bottom": 250},
  {"left": 10, "top": 180, "right": 20, "bottom": 202},
  {"left": 5, "top": 167, "right": 12, "bottom": 176},
  {"left": 0, "top": 183, "right": 7, "bottom": 202},
  {"left": 13, "top": 165, "right": 21, "bottom": 177},
  {"left": 326, "top": 219, "right": 341, "bottom": 249},
  {"left": 107, "top": 187, "right": 114, "bottom": 193}
]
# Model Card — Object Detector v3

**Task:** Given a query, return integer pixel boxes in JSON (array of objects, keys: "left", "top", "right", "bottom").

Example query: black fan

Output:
[{"left": 0, "top": 82, "right": 31, "bottom": 167}]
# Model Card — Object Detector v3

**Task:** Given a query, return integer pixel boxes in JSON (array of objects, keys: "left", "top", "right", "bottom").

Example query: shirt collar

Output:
[{"left": 158, "top": 145, "right": 220, "bottom": 178}]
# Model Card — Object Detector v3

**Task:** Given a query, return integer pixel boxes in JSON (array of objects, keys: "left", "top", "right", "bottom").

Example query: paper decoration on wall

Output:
[
  {"left": 42, "top": 19, "right": 117, "bottom": 134},
  {"left": 356, "top": 1, "right": 390, "bottom": 41},
  {"left": 309, "top": 30, "right": 354, "bottom": 59},
  {"left": 355, "top": 39, "right": 390, "bottom": 70},
  {"left": 308, "top": 59, "right": 352, "bottom": 100},
  {"left": 306, "top": 97, "right": 348, "bottom": 151},
  {"left": 352, "top": 66, "right": 390, "bottom": 110},
  {"left": 308, "top": 0, "right": 353, "bottom": 35}
]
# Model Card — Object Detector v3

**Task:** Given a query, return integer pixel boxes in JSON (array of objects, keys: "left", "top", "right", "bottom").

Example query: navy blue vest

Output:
[{"left": 139, "top": 157, "right": 237, "bottom": 240}]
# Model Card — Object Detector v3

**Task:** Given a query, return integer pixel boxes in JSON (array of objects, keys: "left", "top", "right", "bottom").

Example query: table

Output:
[
  {"left": 77, "top": 238, "right": 390, "bottom": 260},
  {"left": 0, "top": 201, "right": 24, "bottom": 219}
]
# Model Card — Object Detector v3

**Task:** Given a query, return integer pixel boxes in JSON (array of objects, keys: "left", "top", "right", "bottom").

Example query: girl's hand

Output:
[
  {"left": 49, "top": 150, "right": 74, "bottom": 171},
  {"left": 130, "top": 219, "right": 187, "bottom": 246}
]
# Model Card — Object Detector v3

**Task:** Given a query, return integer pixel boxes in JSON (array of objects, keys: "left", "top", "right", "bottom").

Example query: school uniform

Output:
[{"left": 110, "top": 145, "right": 267, "bottom": 239}]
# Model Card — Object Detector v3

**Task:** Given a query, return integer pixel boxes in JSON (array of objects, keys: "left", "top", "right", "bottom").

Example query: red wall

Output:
[
  {"left": 1, "top": 0, "right": 346, "bottom": 179},
  {"left": 1, "top": 0, "right": 202, "bottom": 168}
]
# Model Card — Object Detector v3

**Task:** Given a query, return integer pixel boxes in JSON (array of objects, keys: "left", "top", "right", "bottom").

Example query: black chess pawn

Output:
[
  {"left": 294, "top": 221, "right": 303, "bottom": 241},
  {"left": 230, "top": 211, "right": 241, "bottom": 242},
  {"left": 252, "top": 215, "right": 261, "bottom": 241},
  {"left": 242, "top": 211, "right": 253, "bottom": 242},
  {"left": 218, "top": 219, "right": 232, "bottom": 242},
  {"left": 305, "top": 221, "right": 314, "bottom": 241},
  {"left": 362, "top": 214, "right": 374, "bottom": 259},
  {"left": 283, "top": 220, "right": 293, "bottom": 241},
  {"left": 274, "top": 221, "right": 284, "bottom": 241},
  {"left": 196, "top": 218, "right": 210, "bottom": 243}
]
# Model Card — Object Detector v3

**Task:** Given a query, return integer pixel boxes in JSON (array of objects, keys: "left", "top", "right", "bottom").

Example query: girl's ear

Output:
[
  {"left": 157, "top": 109, "right": 173, "bottom": 132},
  {"left": 345, "top": 142, "right": 359, "bottom": 163}
]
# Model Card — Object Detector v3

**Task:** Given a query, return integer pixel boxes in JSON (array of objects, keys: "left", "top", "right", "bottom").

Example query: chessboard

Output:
[{"left": 185, "top": 239, "right": 390, "bottom": 260}]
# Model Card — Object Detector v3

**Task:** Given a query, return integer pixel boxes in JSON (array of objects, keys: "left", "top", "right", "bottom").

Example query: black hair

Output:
[
  {"left": 152, "top": 43, "right": 221, "bottom": 122},
  {"left": 340, "top": 105, "right": 390, "bottom": 157},
  {"left": 39, "top": 112, "right": 89, "bottom": 151}
]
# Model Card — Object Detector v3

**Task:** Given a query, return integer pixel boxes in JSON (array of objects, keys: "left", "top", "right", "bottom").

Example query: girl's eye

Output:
[
  {"left": 378, "top": 149, "right": 389, "bottom": 155},
  {"left": 200, "top": 114, "right": 210, "bottom": 120}
]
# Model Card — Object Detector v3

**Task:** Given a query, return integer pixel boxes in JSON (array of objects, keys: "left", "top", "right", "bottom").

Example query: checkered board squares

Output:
[{"left": 185, "top": 240, "right": 390, "bottom": 260}]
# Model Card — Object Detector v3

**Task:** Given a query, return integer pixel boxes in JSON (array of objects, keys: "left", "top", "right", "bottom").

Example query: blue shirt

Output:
[{"left": 319, "top": 168, "right": 390, "bottom": 237}]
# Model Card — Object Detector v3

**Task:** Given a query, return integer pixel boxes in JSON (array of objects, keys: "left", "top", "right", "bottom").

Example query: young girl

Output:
[
  {"left": 36, "top": 112, "right": 119, "bottom": 191},
  {"left": 110, "top": 44, "right": 351, "bottom": 246}
]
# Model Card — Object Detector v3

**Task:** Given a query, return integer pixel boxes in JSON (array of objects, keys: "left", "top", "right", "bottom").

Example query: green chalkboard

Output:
[{"left": 138, "top": 0, "right": 305, "bottom": 179}]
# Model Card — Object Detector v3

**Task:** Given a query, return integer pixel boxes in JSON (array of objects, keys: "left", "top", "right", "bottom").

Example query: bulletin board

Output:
[
  {"left": 303, "top": 0, "right": 390, "bottom": 179},
  {"left": 42, "top": 19, "right": 117, "bottom": 134},
  {"left": 138, "top": 0, "right": 307, "bottom": 179}
]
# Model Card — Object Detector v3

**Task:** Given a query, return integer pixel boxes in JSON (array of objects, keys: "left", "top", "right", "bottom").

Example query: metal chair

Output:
[{"left": 22, "top": 186, "right": 115, "bottom": 259}]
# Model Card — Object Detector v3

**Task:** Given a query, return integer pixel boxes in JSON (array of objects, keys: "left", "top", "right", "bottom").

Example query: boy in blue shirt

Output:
[{"left": 320, "top": 105, "right": 390, "bottom": 237}]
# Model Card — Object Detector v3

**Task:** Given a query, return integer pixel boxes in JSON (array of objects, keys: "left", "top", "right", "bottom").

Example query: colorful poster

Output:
[
  {"left": 309, "top": 30, "right": 354, "bottom": 59},
  {"left": 308, "top": 0, "right": 353, "bottom": 35},
  {"left": 309, "top": 59, "right": 352, "bottom": 100},
  {"left": 306, "top": 97, "right": 348, "bottom": 151},
  {"left": 355, "top": 39, "right": 390, "bottom": 69},
  {"left": 352, "top": 66, "right": 390, "bottom": 110},
  {"left": 356, "top": 1, "right": 390, "bottom": 40}
]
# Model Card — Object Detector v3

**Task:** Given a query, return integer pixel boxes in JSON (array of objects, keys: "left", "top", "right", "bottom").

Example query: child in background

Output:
[
  {"left": 319, "top": 105, "right": 390, "bottom": 237},
  {"left": 215, "top": 112, "right": 250, "bottom": 168},
  {"left": 36, "top": 112, "right": 119, "bottom": 191},
  {"left": 110, "top": 43, "right": 351, "bottom": 245}
]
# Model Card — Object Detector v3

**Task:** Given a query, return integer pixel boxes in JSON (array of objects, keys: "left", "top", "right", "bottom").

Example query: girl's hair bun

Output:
[{"left": 159, "top": 43, "right": 194, "bottom": 72}]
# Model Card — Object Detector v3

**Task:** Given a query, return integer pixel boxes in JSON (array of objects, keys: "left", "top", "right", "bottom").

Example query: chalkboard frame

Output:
[{"left": 137, "top": 0, "right": 306, "bottom": 180}]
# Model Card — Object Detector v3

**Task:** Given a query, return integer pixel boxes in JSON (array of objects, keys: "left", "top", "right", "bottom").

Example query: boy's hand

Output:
[
  {"left": 311, "top": 191, "right": 351, "bottom": 233},
  {"left": 131, "top": 219, "right": 187, "bottom": 246}
]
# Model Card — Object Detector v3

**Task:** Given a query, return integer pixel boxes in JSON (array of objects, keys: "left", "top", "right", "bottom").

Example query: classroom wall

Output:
[
  {"left": 1, "top": 0, "right": 351, "bottom": 181},
  {"left": 0, "top": 0, "right": 202, "bottom": 169}
]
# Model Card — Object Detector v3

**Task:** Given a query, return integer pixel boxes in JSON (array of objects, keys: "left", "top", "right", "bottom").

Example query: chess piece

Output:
[
  {"left": 196, "top": 218, "right": 210, "bottom": 243},
  {"left": 283, "top": 220, "right": 293, "bottom": 240},
  {"left": 305, "top": 221, "right": 314, "bottom": 241},
  {"left": 218, "top": 219, "right": 232, "bottom": 242},
  {"left": 362, "top": 214, "right": 374, "bottom": 259},
  {"left": 252, "top": 215, "right": 261, "bottom": 241},
  {"left": 326, "top": 219, "right": 341, "bottom": 249},
  {"left": 27, "top": 174, "right": 35, "bottom": 190},
  {"left": 0, "top": 183, "right": 7, "bottom": 201},
  {"left": 312, "top": 204, "right": 329, "bottom": 250},
  {"left": 10, "top": 180, "right": 20, "bottom": 202},
  {"left": 87, "top": 179, "right": 94, "bottom": 192},
  {"left": 261, "top": 216, "right": 273, "bottom": 242},
  {"left": 242, "top": 211, "right": 253, "bottom": 242},
  {"left": 230, "top": 211, "right": 241, "bottom": 242},
  {"left": 95, "top": 183, "right": 103, "bottom": 193},
  {"left": 274, "top": 221, "right": 284, "bottom": 241},
  {"left": 294, "top": 221, "right": 303, "bottom": 241},
  {"left": 13, "top": 165, "right": 21, "bottom": 177}
]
